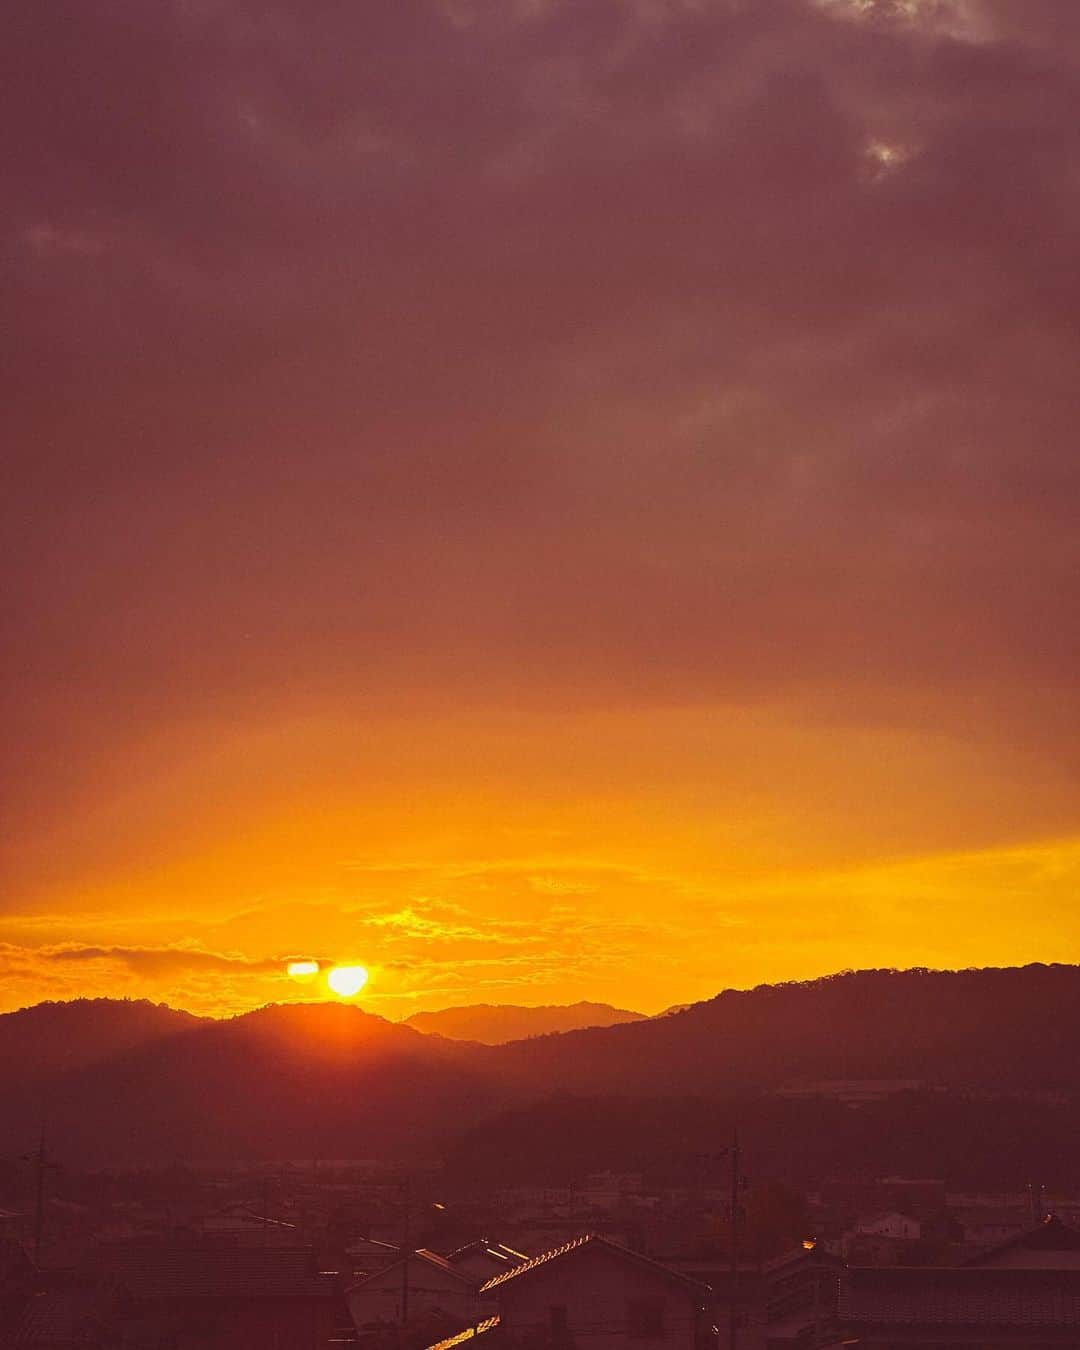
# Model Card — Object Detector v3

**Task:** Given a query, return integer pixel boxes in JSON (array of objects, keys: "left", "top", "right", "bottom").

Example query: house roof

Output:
[
  {"left": 347, "top": 1248, "right": 478, "bottom": 1295},
  {"left": 426, "top": 1315, "right": 501, "bottom": 1350},
  {"left": 199, "top": 1205, "right": 296, "bottom": 1230},
  {"left": 965, "top": 1214, "right": 1080, "bottom": 1265},
  {"left": 347, "top": 1237, "right": 401, "bottom": 1254},
  {"left": 479, "top": 1235, "right": 710, "bottom": 1296},
  {"left": 446, "top": 1242, "right": 529, "bottom": 1267},
  {"left": 761, "top": 1244, "right": 844, "bottom": 1276},
  {"left": 841, "top": 1266, "right": 1080, "bottom": 1328},
  {"left": 0, "top": 1283, "right": 122, "bottom": 1347}
]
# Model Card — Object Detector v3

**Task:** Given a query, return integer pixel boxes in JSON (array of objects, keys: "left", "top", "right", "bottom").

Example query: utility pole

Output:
[
  {"left": 400, "top": 1178, "right": 411, "bottom": 1327},
  {"left": 727, "top": 1127, "right": 740, "bottom": 1350},
  {"left": 398, "top": 1187, "right": 446, "bottom": 1331},
  {"left": 21, "top": 1126, "right": 58, "bottom": 1269},
  {"left": 811, "top": 1249, "right": 821, "bottom": 1350},
  {"left": 34, "top": 1128, "right": 46, "bottom": 1268},
  {"left": 694, "top": 1132, "right": 743, "bottom": 1350}
]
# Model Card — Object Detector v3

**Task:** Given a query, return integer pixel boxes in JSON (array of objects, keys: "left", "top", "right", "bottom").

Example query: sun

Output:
[{"left": 327, "top": 965, "right": 369, "bottom": 998}]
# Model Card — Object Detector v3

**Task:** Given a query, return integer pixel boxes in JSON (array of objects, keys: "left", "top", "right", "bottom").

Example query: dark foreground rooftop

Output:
[{"left": 841, "top": 1266, "right": 1080, "bottom": 1329}]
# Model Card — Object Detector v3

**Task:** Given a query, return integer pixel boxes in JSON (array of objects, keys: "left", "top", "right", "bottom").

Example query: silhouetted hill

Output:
[
  {"left": 489, "top": 964, "right": 1080, "bottom": 1097},
  {"left": 0, "top": 998, "right": 203, "bottom": 1084},
  {"left": 403, "top": 1001, "right": 646, "bottom": 1044},
  {"left": 0, "top": 1002, "right": 504, "bottom": 1166},
  {"left": 6, "top": 966, "right": 1080, "bottom": 1168},
  {"left": 445, "top": 1091, "right": 1080, "bottom": 1193}
]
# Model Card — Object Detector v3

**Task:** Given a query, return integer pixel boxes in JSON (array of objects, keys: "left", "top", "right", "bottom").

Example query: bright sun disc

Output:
[{"left": 327, "top": 965, "right": 369, "bottom": 998}]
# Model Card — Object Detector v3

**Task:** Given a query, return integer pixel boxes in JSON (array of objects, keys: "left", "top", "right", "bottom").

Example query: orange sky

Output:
[
  {"left": 4, "top": 698, "right": 1079, "bottom": 1016},
  {"left": 4, "top": 0, "right": 1080, "bottom": 1016}
]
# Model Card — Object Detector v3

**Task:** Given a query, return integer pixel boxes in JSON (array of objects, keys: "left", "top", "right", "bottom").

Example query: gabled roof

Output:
[
  {"left": 479, "top": 1235, "right": 710, "bottom": 1296},
  {"left": 446, "top": 1242, "right": 529, "bottom": 1267},
  {"left": 426, "top": 1315, "right": 500, "bottom": 1350},
  {"left": 347, "top": 1248, "right": 478, "bottom": 1295},
  {"left": 965, "top": 1215, "right": 1080, "bottom": 1265}
]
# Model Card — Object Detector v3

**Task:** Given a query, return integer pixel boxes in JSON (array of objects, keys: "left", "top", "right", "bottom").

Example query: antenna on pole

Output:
[
  {"left": 34, "top": 1125, "right": 46, "bottom": 1268},
  {"left": 21, "top": 1121, "right": 58, "bottom": 1269},
  {"left": 693, "top": 1130, "right": 744, "bottom": 1350},
  {"left": 728, "top": 1126, "right": 740, "bottom": 1350}
]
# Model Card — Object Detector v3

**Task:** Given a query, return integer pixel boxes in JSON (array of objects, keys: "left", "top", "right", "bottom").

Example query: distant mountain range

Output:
[
  {"left": 402, "top": 1000, "right": 646, "bottom": 1044},
  {"left": 4, "top": 965, "right": 1080, "bottom": 1172}
]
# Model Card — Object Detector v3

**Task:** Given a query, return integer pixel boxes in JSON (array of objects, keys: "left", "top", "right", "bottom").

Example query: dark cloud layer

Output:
[
  {"left": 43, "top": 945, "right": 290, "bottom": 975},
  {"left": 4, "top": 0, "right": 1080, "bottom": 935}
]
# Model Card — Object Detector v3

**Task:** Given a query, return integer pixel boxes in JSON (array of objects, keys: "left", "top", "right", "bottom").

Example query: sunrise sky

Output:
[{"left": 4, "top": 0, "right": 1080, "bottom": 1017}]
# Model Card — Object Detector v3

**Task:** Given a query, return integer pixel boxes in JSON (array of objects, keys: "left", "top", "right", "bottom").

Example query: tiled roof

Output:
[
  {"left": 479, "top": 1235, "right": 710, "bottom": 1296},
  {"left": 425, "top": 1315, "right": 501, "bottom": 1350},
  {"left": 761, "top": 1244, "right": 842, "bottom": 1275},
  {"left": 966, "top": 1214, "right": 1080, "bottom": 1264},
  {"left": 0, "top": 1285, "right": 118, "bottom": 1347},
  {"left": 841, "top": 1267, "right": 1080, "bottom": 1327}
]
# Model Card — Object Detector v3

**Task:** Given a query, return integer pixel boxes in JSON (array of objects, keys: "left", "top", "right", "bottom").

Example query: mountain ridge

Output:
[
  {"left": 4, "top": 964, "right": 1080, "bottom": 1167},
  {"left": 402, "top": 999, "right": 646, "bottom": 1044}
]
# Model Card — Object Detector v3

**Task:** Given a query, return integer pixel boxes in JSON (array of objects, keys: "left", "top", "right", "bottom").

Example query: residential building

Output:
[
  {"left": 673, "top": 1244, "right": 840, "bottom": 1349},
  {"left": 347, "top": 1237, "right": 403, "bottom": 1282},
  {"left": 830, "top": 1265, "right": 1080, "bottom": 1345},
  {"left": 0, "top": 1277, "right": 133, "bottom": 1350},
  {"left": 840, "top": 1214, "right": 924, "bottom": 1265},
  {"left": 478, "top": 1233, "right": 712, "bottom": 1350},
  {"left": 196, "top": 1203, "right": 300, "bottom": 1247},
  {"left": 965, "top": 1214, "right": 1080, "bottom": 1269},
  {"left": 852, "top": 1215, "right": 922, "bottom": 1244},
  {"left": 775, "top": 1081, "right": 926, "bottom": 1106},
  {"left": 952, "top": 1207, "right": 1030, "bottom": 1253},
  {"left": 446, "top": 1242, "right": 530, "bottom": 1285},
  {"left": 828, "top": 1218, "right": 1080, "bottom": 1346},
  {"left": 88, "top": 1238, "right": 344, "bottom": 1348},
  {"left": 347, "top": 1249, "right": 486, "bottom": 1332}
]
